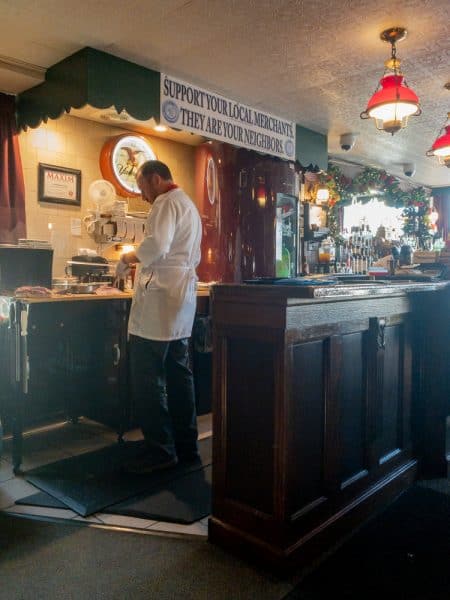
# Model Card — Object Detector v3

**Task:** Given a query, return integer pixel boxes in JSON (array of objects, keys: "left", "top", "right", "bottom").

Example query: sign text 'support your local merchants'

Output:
[{"left": 161, "top": 74, "right": 295, "bottom": 160}]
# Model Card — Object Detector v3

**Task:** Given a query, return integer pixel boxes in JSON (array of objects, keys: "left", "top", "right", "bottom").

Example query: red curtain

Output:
[{"left": 0, "top": 92, "right": 26, "bottom": 243}]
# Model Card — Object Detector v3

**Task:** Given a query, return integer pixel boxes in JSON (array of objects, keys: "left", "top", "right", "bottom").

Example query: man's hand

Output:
[{"left": 115, "top": 258, "right": 131, "bottom": 280}]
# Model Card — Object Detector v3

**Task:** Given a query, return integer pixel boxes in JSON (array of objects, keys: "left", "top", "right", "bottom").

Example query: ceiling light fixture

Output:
[
  {"left": 361, "top": 27, "right": 421, "bottom": 135},
  {"left": 426, "top": 83, "right": 450, "bottom": 168}
]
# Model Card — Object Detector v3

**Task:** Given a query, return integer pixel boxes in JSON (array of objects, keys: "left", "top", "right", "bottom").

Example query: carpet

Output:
[
  {"left": 23, "top": 437, "right": 212, "bottom": 517},
  {"left": 283, "top": 485, "right": 450, "bottom": 600},
  {"left": 18, "top": 465, "right": 212, "bottom": 524},
  {"left": 0, "top": 513, "right": 292, "bottom": 600}
]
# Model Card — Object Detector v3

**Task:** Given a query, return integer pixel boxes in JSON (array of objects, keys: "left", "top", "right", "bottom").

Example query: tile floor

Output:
[{"left": 0, "top": 414, "right": 212, "bottom": 539}]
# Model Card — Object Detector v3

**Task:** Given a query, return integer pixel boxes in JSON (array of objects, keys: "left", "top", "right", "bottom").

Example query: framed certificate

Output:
[{"left": 38, "top": 163, "right": 81, "bottom": 206}]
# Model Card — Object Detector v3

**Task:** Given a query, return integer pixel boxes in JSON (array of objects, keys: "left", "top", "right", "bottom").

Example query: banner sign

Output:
[{"left": 160, "top": 74, "right": 296, "bottom": 160}]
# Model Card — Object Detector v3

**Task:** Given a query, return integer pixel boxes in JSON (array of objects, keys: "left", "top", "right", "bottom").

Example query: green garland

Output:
[
  {"left": 325, "top": 164, "right": 432, "bottom": 248},
  {"left": 402, "top": 187, "right": 432, "bottom": 248},
  {"left": 325, "top": 164, "right": 353, "bottom": 206},
  {"left": 352, "top": 168, "right": 404, "bottom": 208},
  {"left": 326, "top": 204, "right": 345, "bottom": 246},
  {"left": 326, "top": 165, "right": 406, "bottom": 207}
]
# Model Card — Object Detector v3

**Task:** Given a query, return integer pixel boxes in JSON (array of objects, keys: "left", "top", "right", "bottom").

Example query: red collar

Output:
[{"left": 166, "top": 183, "right": 178, "bottom": 191}]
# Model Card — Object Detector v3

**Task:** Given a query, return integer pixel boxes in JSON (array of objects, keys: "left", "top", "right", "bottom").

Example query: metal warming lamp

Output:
[
  {"left": 361, "top": 27, "right": 421, "bottom": 135},
  {"left": 426, "top": 84, "right": 450, "bottom": 168}
]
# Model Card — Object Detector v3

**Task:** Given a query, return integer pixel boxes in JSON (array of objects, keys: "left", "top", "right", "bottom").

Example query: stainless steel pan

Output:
[{"left": 53, "top": 282, "right": 108, "bottom": 294}]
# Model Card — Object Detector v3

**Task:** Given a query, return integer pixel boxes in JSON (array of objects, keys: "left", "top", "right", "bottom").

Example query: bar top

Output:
[
  {"left": 1, "top": 290, "right": 210, "bottom": 304},
  {"left": 211, "top": 280, "right": 450, "bottom": 305}
]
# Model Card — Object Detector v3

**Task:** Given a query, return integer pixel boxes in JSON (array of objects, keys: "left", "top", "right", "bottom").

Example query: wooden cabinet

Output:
[
  {"left": 65, "top": 299, "right": 131, "bottom": 431},
  {"left": 209, "top": 284, "right": 440, "bottom": 572},
  {"left": 22, "top": 302, "right": 74, "bottom": 425},
  {"left": 0, "top": 299, "right": 16, "bottom": 458},
  {"left": 0, "top": 297, "right": 131, "bottom": 471},
  {"left": 1, "top": 293, "right": 211, "bottom": 470},
  {"left": 17, "top": 299, "right": 130, "bottom": 431}
]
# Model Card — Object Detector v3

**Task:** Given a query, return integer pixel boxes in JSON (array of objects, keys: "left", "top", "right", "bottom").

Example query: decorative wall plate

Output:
[{"left": 100, "top": 134, "right": 156, "bottom": 197}]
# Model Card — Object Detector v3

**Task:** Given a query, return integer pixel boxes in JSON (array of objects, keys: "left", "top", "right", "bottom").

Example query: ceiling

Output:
[{"left": 0, "top": 0, "right": 449, "bottom": 187}]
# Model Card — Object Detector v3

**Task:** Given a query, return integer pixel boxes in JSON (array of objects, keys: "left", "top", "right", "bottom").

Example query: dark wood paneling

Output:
[
  {"left": 379, "top": 324, "right": 402, "bottom": 463},
  {"left": 339, "top": 331, "right": 367, "bottom": 486},
  {"left": 210, "top": 284, "right": 446, "bottom": 571},
  {"left": 209, "top": 459, "right": 417, "bottom": 575},
  {"left": 226, "top": 338, "right": 276, "bottom": 514},
  {"left": 412, "top": 288, "right": 450, "bottom": 476},
  {"left": 289, "top": 340, "right": 325, "bottom": 513}
]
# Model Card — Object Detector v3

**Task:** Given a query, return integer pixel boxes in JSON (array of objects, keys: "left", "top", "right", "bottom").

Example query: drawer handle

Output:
[
  {"left": 113, "top": 343, "right": 121, "bottom": 366},
  {"left": 377, "top": 318, "right": 386, "bottom": 350}
]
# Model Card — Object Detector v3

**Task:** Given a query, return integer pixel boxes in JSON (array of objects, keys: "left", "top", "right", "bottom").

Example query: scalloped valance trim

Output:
[
  {"left": 17, "top": 47, "right": 160, "bottom": 131},
  {"left": 16, "top": 47, "right": 328, "bottom": 170}
]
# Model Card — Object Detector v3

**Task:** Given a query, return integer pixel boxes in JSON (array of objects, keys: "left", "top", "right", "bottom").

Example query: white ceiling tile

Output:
[{"left": 0, "top": 0, "right": 448, "bottom": 185}]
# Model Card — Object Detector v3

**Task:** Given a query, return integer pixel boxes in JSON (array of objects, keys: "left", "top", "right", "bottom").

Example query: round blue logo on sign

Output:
[
  {"left": 162, "top": 100, "right": 180, "bottom": 124},
  {"left": 284, "top": 139, "right": 294, "bottom": 157}
]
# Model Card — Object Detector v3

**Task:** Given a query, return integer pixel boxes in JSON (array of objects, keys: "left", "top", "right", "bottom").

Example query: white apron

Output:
[{"left": 128, "top": 188, "right": 202, "bottom": 341}]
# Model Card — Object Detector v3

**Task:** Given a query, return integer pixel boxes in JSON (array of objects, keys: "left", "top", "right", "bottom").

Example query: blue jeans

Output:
[{"left": 129, "top": 334, "right": 198, "bottom": 460}]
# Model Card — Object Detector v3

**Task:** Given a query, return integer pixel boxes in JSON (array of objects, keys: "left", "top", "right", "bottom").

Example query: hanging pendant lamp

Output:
[
  {"left": 361, "top": 27, "right": 421, "bottom": 135},
  {"left": 426, "top": 84, "right": 450, "bottom": 168}
]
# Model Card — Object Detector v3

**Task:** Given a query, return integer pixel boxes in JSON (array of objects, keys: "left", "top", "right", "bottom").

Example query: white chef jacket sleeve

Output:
[{"left": 135, "top": 199, "right": 177, "bottom": 267}]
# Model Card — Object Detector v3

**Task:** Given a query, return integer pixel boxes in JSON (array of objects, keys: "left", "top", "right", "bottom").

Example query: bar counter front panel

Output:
[
  {"left": 209, "top": 282, "right": 450, "bottom": 572},
  {"left": 0, "top": 291, "right": 210, "bottom": 471}
]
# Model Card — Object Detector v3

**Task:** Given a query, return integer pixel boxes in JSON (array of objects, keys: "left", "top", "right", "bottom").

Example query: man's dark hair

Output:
[{"left": 138, "top": 160, "right": 173, "bottom": 181}]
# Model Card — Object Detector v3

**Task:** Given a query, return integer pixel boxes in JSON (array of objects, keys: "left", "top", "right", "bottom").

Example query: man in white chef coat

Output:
[{"left": 117, "top": 160, "right": 202, "bottom": 474}]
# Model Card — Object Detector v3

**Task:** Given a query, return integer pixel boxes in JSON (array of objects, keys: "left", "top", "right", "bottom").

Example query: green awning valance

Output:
[
  {"left": 17, "top": 47, "right": 328, "bottom": 170},
  {"left": 17, "top": 47, "right": 160, "bottom": 130}
]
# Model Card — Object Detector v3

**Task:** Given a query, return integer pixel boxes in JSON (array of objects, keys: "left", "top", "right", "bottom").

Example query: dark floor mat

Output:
[
  {"left": 283, "top": 485, "right": 450, "bottom": 600},
  {"left": 17, "top": 491, "right": 66, "bottom": 509},
  {"left": 18, "top": 465, "right": 212, "bottom": 524},
  {"left": 106, "top": 464, "right": 211, "bottom": 523},
  {"left": 24, "top": 437, "right": 211, "bottom": 517}
]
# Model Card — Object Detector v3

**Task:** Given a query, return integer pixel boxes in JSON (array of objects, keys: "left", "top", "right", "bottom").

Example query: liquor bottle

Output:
[
  {"left": 301, "top": 255, "right": 309, "bottom": 275},
  {"left": 276, "top": 246, "right": 292, "bottom": 278}
]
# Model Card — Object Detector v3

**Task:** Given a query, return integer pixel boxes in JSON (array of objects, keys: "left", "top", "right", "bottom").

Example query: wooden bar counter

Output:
[{"left": 209, "top": 280, "right": 450, "bottom": 573}]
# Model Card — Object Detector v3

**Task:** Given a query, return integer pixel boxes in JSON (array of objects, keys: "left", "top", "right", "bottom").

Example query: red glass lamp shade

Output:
[
  {"left": 427, "top": 119, "right": 450, "bottom": 168},
  {"left": 361, "top": 74, "right": 421, "bottom": 134}
]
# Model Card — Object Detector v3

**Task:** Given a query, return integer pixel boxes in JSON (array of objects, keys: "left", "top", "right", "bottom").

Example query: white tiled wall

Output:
[{"left": 19, "top": 114, "right": 196, "bottom": 277}]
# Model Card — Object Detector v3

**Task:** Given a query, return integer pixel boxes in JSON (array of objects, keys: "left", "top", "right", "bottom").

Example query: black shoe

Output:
[{"left": 123, "top": 454, "right": 178, "bottom": 475}]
